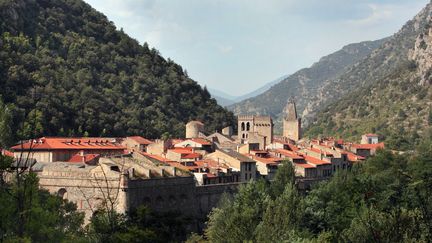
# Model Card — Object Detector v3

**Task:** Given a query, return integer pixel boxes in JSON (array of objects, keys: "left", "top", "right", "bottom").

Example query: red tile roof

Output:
[
  {"left": 128, "top": 136, "right": 153, "bottom": 145},
  {"left": 181, "top": 153, "right": 201, "bottom": 159},
  {"left": 302, "top": 155, "right": 331, "bottom": 166},
  {"left": 168, "top": 148, "right": 202, "bottom": 159},
  {"left": 68, "top": 154, "right": 100, "bottom": 163},
  {"left": 275, "top": 149, "right": 303, "bottom": 159},
  {"left": 2, "top": 149, "right": 14, "bottom": 157},
  {"left": 11, "top": 137, "right": 126, "bottom": 151},
  {"left": 252, "top": 156, "right": 281, "bottom": 165},
  {"left": 346, "top": 152, "right": 365, "bottom": 162},
  {"left": 140, "top": 152, "right": 174, "bottom": 163},
  {"left": 294, "top": 162, "right": 316, "bottom": 169}
]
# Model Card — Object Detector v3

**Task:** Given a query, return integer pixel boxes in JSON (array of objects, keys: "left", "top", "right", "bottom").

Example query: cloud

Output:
[
  {"left": 348, "top": 3, "right": 395, "bottom": 26},
  {"left": 217, "top": 44, "right": 233, "bottom": 54}
]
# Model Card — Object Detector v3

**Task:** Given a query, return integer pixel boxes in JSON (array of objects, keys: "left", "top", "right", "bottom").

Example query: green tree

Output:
[
  {"left": 255, "top": 183, "right": 307, "bottom": 242},
  {"left": 0, "top": 98, "right": 13, "bottom": 148},
  {"left": 269, "top": 160, "right": 296, "bottom": 198},
  {"left": 205, "top": 180, "right": 269, "bottom": 243}
]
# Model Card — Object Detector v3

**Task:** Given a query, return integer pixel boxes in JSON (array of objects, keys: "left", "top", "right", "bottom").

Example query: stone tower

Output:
[
  {"left": 238, "top": 115, "right": 273, "bottom": 146},
  {"left": 186, "top": 121, "right": 204, "bottom": 138},
  {"left": 283, "top": 98, "right": 301, "bottom": 141}
]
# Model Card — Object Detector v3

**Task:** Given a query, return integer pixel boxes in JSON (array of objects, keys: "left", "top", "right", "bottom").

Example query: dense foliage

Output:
[
  {"left": 199, "top": 144, "right": 432, "bottom": 242},
  {"left": 0, "top": 0, "right": 235, "bottom": 142}
]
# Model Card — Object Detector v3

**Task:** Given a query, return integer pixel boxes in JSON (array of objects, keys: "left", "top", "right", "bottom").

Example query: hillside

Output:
[
  {"left": 229, "top": 38, "right": 387, "bottom": 130},
  {"left": 306, "top": 2, "right": 432, "bottom": 150},
  {"left": 0, "top": 0, "right": 235, "bottom": 142}
]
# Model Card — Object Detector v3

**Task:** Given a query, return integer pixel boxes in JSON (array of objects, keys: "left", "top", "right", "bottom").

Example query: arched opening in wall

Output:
[
  {"left": 242, "top": 134, "right": 245, "bottom": 139},
  {"left": 246, "top": 122, "right": 250, "bottom": 131},
  {"left": 241, "top": 122, "right": 245, "bottom": 131},
  {"left": 57, "top": 188, "right": 68, "bottom": 200}
]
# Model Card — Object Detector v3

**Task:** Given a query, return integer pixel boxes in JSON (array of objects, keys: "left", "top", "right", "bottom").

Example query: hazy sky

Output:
[{"left": 85, "top": 0, "right": 429, "bottom": 96}]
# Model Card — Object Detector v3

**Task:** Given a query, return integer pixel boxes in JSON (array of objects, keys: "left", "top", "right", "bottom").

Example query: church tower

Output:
[{"left": 283, "top": 98, "right": 301, "bottom": 141}]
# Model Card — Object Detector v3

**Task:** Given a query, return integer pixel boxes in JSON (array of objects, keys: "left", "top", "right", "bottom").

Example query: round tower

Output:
[{"left": 186, "top": 121, "right": 204, "bottom": 138}]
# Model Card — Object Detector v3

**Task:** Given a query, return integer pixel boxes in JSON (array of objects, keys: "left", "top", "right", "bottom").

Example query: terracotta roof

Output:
[
  {"left": 168, "top": 148, "right": 202, "bottom": 159},
  {"left": 288, "top": 144, "right": 299, "bottom": 151},
  {"left": 2, "top": 149, "right": 14, "bottom": 157},
  {"left": 302, "top": 155, "right": 331, "bottom": 166},
  {"left": 68, "top": 154, "right": 100, "bottom": 163},
  {"left": 181, "top": 153, "right": 201, "bottom": 159},
  {"left": 127, "top": 136, "right": 153, "bottom": 145},
  {"left": 11, "top": 137, "right": 125, "bottom": 151},
  {"left": 346, "top": 152, "right": 365, "bottom": 162},
  {"left": 352, "top": 143, "right": 384, "bottom": 150},
  {"left": 275, "top": 149, "right": 303, "bottom": 159},
  {"left": 252, "top": 156, "right": 281, "bottom": 165},
  {"left": 140, "top": 152, "right": 174, "bottom": 163},
  {"left": 294, "top": 162, "right": 315, "bottom": 169}
]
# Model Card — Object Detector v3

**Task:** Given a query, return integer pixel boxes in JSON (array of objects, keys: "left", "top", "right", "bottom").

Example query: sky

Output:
[{"left": 85, "top": 0, "right": 429, "bottom": 96}]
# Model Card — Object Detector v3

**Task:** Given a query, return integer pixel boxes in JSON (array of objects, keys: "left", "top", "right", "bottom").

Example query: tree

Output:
[
  {"left": 255, "top": 183, "right": 307, "bottom": 242},
  {"left": 0, "top": 98, "right": 13, "bottom": 148},
  {"left": 205, "top": 180, "right": 269, "bottom": 243},
  {"left": 269, "top": 160, "right": 296, "bottom": 198}
]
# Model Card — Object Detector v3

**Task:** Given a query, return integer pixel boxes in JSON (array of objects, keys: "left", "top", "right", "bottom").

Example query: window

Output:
[
  {"left": 241, "top": 122, "right": 245, "bottom": 131},
  {"left": 246, "top": 122, "right": 250, "bottom": 131}
]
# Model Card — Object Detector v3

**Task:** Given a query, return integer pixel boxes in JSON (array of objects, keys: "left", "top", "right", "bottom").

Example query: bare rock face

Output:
[{"left": 409, "top": 15, "right": 432, "bottom": 85}]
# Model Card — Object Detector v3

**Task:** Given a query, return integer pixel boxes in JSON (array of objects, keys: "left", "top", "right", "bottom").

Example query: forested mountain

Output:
[
  {"left": 306, "top": 1, "right": 432, "bottom": 150},
  {"left": 229, "top": 38, "right": 387, "bottom": 128},
  {"left": 0, "top": 0, "right": 235, "bottom": 143}
]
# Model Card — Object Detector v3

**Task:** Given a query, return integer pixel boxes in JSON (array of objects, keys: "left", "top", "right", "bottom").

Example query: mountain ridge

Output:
[
  {"left": 0, "top": 0, "right": 235, "bottom": 141},
  {"left": 306, "top": 1, "right": 432, "bottom": 149},
  {"left": 229, "top": 38, "right": 388, "bottom": 132}
]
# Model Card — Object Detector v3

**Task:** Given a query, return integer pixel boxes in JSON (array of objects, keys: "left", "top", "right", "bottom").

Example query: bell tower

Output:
[{"left": 283, "top": 98, "right": 301, "bottom": 141}]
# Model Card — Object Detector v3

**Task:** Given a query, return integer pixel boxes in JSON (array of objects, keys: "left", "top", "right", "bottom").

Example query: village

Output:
[{"left": 1, "top": 99, "right": 384, "bottom": 223}]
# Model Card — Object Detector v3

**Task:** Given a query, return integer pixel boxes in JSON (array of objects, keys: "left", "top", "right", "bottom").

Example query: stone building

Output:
[
  {"left": 186, "top": 121, "right": 205, "bottom": 138},
  {"left": 206, "top": 149, "right": 257, "bottom": 182},
  {"left": 31, "top": 155, "right": 241, "bottom": 230},
  {"left": 283, "top": 99, "right": 302, "bottom": 141},
  {"left": 238, "top": 115, "right": 273, "bottom": 147},
  {"left": 122, "top": 136, "right": 153, "bottom": 153}
]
